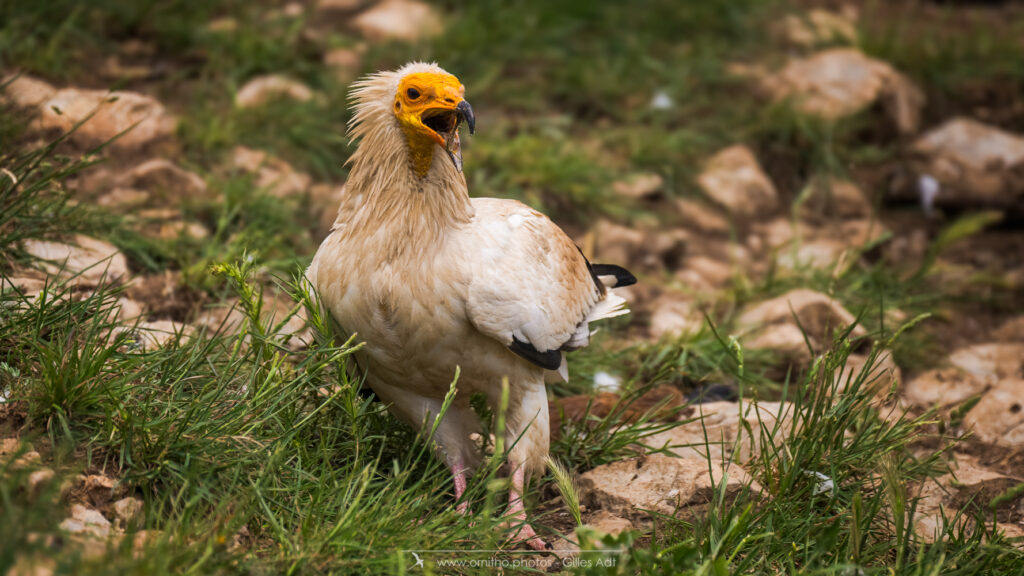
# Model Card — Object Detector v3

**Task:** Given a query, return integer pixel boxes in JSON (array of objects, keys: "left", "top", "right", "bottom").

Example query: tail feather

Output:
[{"left": 586, "top": 290, "right": 630, "bottom": 323}]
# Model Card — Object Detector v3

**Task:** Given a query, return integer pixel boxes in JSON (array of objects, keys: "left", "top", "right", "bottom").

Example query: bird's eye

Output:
[{"left": 407, "top": 88, "right": 421, "bottom": 100}]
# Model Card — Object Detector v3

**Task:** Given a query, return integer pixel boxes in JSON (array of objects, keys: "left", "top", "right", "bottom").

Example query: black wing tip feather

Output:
[
  {"left": 509, "top": 336, "right": 562, "bottom": 371},
  {"left": 591, "top": 264, "right": 637, "bottom": 287}
]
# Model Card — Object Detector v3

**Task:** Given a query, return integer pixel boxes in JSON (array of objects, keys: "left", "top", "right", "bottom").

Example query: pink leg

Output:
[
  {"left": 450, "top": 458, "right": 469, "bottom": 515},
  {"left": 505, "top": 465, "right": 550, "bottom": 550}
]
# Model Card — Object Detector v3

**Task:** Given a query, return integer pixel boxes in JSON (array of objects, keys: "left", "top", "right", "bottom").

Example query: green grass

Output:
[{"left": 3, "top": 0, "right": 1024, "bottom": 573}]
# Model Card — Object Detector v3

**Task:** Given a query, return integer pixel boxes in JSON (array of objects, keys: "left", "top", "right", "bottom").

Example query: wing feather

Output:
[{"left": 464, "top": 199, "right": 633, "bottom": 374}]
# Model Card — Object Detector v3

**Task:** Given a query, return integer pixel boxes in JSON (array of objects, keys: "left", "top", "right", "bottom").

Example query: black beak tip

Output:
[{"left": 457, "top": 100, "right": 476, "bottom": 135}]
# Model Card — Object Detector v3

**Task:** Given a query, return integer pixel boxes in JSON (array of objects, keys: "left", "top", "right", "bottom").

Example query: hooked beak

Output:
[
  {"left": 457, "top": 100, "right": 475, "bottom": 135},
  {"left": 439, "top": 99, "right": 475, "bottom": 173}
]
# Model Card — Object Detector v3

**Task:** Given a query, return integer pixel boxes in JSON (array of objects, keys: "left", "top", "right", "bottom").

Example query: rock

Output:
[
  {"left": 914, "top": 453, "right": 1024, "bottom": 543},
  {"left": 962, "top": 379, "right": 1024, "bottom": 447},
  {"left": 839, "top": 352, "right": 901, "bottom": 398},
  {"left": 351, "top": 0, "right": 443, "bottom": 43},
  {"left": 994, "top": 316, "right": 1024, "bottom": 342},
  {"left": 583, "top": 510, "right": 634, "bottom": 537},
  {"left": 194, "top": 292, "right": 307, "bottom": 344},
  {"left": 324, "top": 46, "right": 365, "bottom": 84},
  {"left": 1, "top": 272, "right": 47, "bottom": 300},
  {"left": 592, "top": 220, "right": 686, "bottom": 272},
  {"left": 676, "top": 256, "right": 732, "bottom": 290},
  {"left": 207, "top": 17, "right": 238, "bottom": 33},
  {"left": 800, "top": 176, "right": 871, "bottom": 220},
  {"left": 1, "top": 438, "right": 21, "bottom": 455},
  {"left": 124, "top": 271, "right": 188, "bottom": 319},
  {"left": 115, "top": 298, "right": 144, "bottom": 322},
  {"left": 760, "top": 48, "right": 924, "bottom": 134},
  {"left": 550, "top": 385, "right": 683, "bottom": 441},
  {"left": 23, "top": 235, "right": 129, "bottom": 285},
  {"left": 907, "top": 118, "right": 1024, "bottom": 210},
  {"left": 612, "top": 173, "right": 663, "bottom": 200},
  {"left": 231, "top": 146, "right": 312, "bottom": 198},
  {"left": 737, "top": 289, "right": 867, "bottom": 343},
  {"left": 697, "top": 145, "right": 778, "bottom": 220},
  {"left": 744, "top": 323, "right": 814, "bottom": 364},
  {"left": 1, "top": 74, "right": 57, "bottom": 108},
  {"left": 773, "top": 8, "right": 857, "bottom": 48},
  {"left": 117, "top": 159, "right": 208, "bottom": 201},
  {"left": 96, "top": 187, "right": 150, "bottom": 209},
  {"left": 578, "top": 454, "right": 758, "bottom": 521},
  {"left": 118, "top": 320, "right": 193, "bottom": 350},
  {"left": 161, "top": 220, "right": 209, "bottom": 241},
  {"left": 648, "top": 295, "right": 701, "bottom": 340},
  {"left": 647, "top": 401, "right": 791, "bottom": 462},
  {"left": 316, "top": 0, "right": 367, "bottom": 15},
  {"left": 235, "top": 75, "right": 314, "bottom": 108},
  {"left": 112, "top": 497, "right": 143, "bottom": 528},
  {"left": 27, "top": 468, "right": 55, "bottom": 494},
  {"left": 40, "top": 89, "right": 177, "bottom": 151},
  {"left": 6, "top": 554, "right": 56, "bottom": 576},
  {"left": 12, "top": 451, "right": 42, "bottom": 468},
  {"left": 60, "top": 504, "right": 111, "bottom": 538},
  {"left": 902, "top": 367, "right": 987, "bottom": 409},
  {"left": 675, "top": 198, "right": 731, "bottom": 236},
  {"left": 948, "top": 343, "right": 1024, "bottom": 384}
]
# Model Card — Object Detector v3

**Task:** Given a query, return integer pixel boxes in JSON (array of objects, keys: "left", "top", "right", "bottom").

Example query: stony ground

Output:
[{"left": 2, "top": 0, "right": 1024, "bottom": 574}]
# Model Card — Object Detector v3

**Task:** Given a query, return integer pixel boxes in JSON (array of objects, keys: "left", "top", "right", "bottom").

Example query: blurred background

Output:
[{"left": 2, "top": 0, "right": 1024, "bottom": 573}]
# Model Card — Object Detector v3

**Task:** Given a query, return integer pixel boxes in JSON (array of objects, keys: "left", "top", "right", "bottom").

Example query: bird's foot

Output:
[
  {"left": 502, "top": 514, "right": 552, "bottom": 551},
  {"left": 455, "top": 501, "right": 470, "bottom": 515}
]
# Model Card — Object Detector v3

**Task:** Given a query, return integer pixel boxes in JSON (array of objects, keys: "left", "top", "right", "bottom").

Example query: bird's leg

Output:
[
  {"left": 449, "top": 456, "right": 470, "bottom": 515},
  {"left": 505, "top": 464, "right": 550, "bottom": 550}
]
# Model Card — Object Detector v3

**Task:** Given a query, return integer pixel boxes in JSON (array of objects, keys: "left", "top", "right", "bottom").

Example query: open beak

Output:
[{"left": 421, "top": 98, "right": 475, "bottom": 172}]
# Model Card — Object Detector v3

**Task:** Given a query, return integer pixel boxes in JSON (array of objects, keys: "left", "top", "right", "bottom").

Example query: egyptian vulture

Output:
[{"left": 308, "top": 62, "right": 635, "bottom": 549}]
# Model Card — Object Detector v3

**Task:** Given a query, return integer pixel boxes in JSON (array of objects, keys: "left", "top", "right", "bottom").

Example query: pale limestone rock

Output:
[
  {"left": 235, "top": 75, "right": 314, "bottom": 108},
  {"left": 583, "top": 510, "right": 634, "bottom": 537},
  {"left": 648, "top": 296, "right": 700, "bottom": 340},
  {"left": 352, "top": 0, "right": 443, "bottom": 43},
  {"left": 909, "top": 118, "right": 1024, "bottom": 210},
  {"left": 801, "top": 176, "right": 871, "bottom": 220},
  {"left": 961, "top": 379, "right": 1024, "bottom": 447},
  {"left": 678, "top": 256, "right": 732, "bottom": 289},
  {"left": 612, "top": 173, "right": 663, "bottom": 200},
  {"left": 697, "top": 145, "right": 778, "bottom": 219},
  {"left": 761, "top": 48, "right": 924, "bottom": 134},
  {"left": 743, "top": 323, "right": 813, "bottom": 364},
  {"left": 112, "top": 497, "right": 143, "bottom": 528},
  {"left": 675, "top": 198, "right": 730, "bottom": 235},
  {"left": 737, "top": 289, "right": 866, "bottom": 342},
  {"left": 96, "top": 187, "right": 150, "bottom": 208},
  {"left": 592, "top": 219, "right": 686, "bottom": 272},
  {"left": 578, "top": 453, "right": 758, "bottom": 520},
  {"left": 773, "top": 8, "right": 858, "bottom": 48},
  {"left": 115, "top": 298, "right": 144, "bottom": 322},
  {"left": 60, "top": 504, "right": 111, "bottom": 538},
  {"left": 1, "top": 73, "right": 57, "bottom": 108},
  {"left": 40, "top": 89, "right": 177, "bottom": 151},
  {"left": 902, "top": 367, "right": 987, "bottom": 409},
  {"left": 914, "top": 453, "right": 1024, "bottom": 543},
  {"left": 27, "top": 468, "right": 55, "bottom": 493},
  {"left": 23, "top": 235, "right": 129, "bottom": 284},
  {"left": 118, "top": 320, "right": 193, "bottom": 350},
  {"left": 948, "top": 343, "right": 1024, "bottom": 385},
  {"left": 994, "top": 316, "right": 1024, "bottom": 342},
  {"left": 324, "top": 46, "right": 365, "bottom": 84},
  {"left": 231, "top": 146, "right": 312, "bottom": 198},
  {"left": 646, "top": 401, "right": 791, "bottom": 463},
  {"left": 119, "top": 158, "right": 208, "bottom": 200}
]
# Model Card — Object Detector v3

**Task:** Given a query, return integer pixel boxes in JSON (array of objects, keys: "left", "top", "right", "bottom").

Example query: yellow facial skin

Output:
[{"left": 394, "top": 72, "right": 467, "bottom": 177}]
